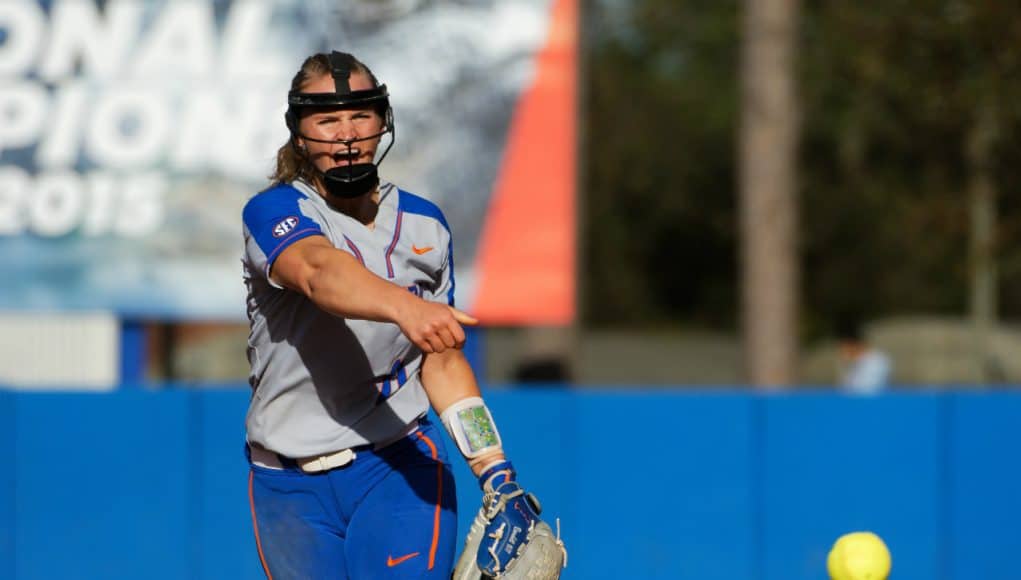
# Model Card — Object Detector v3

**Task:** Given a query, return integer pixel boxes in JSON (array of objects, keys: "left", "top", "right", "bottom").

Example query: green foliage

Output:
[
  {"left": 583, "top": 0, "right": 740, "bottom": 329},
  {"left": 799, "top": 0, "right": 1021, "bottom": 338},
  {"left": 583, "top": 0, "right": 1021, "bottom": 335}
]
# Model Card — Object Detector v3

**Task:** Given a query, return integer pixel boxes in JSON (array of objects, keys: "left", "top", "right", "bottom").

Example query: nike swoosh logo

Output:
[
  {"left": 387, "top": 552, "right": 420, "bottom": 567},
  {"left": 412, "top": 245, "right": 434, "bottom": 255}
]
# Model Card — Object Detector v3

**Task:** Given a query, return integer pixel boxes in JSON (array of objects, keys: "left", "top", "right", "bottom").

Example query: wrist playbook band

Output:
[{"left": 440, "top": 396, "right": 502, "bottom": 459}]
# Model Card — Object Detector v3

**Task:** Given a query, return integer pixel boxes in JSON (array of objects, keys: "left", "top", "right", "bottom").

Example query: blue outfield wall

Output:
[{"left": 1, "top": 388, "right": 1020, "bottom": 580}]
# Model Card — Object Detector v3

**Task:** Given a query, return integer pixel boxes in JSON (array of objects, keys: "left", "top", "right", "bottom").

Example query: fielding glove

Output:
[{"left": 452, "top": 461, "right": 567, "bottom": 580}]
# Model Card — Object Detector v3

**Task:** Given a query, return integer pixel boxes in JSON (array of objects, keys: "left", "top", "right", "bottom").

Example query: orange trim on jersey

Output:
[
  {"left": 472, "top": 0, "right": 578, "bottom": 325},
  {"left": 248, "top": 470, "right": 274, "bottom": 580},
  {"left": 415, "top": 431, "right": 443, "bottom": 570}
]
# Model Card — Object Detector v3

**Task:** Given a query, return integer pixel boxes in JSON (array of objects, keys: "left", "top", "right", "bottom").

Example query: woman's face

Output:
[{"left": 297, "top": 71, "right": 386, "bottom": 177}]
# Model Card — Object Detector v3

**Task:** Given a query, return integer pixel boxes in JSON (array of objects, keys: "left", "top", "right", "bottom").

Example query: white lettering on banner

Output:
[
  {"left": 171, "top": 92, "right": 226, "bottom": 172},
  {"left": 0, "top": 2, "right": 44, "bottom": 76},
  {"left": 38, "top": 0, "right": 143, "bottom": 81},
  {"left": 0, "top": 166, "right": 166, "bottom": 237},
  {"left": 114, "top": 174, "right": 165, "bottom": 237},
  {"left": 132, "top": 1, "right": 216, "bottom": 79},
  {"left": 20, "top": 0, "right": 283, "bottom": 81},
  {"left": 30, "top": 171, "right": 83, "bottom": 236},
  {"left": 221, "top": 1, "right": 287, "bottom": 79},
  {"left": 36, "top": 81, "right": 88, "bottom": 168},
  {"left": 82, "top": 171, "right": 117, "bottom": 235},
  {"left": 0, "top": 0, "right": 287, "bottom": 172},
  {"left": 0, "top": 166, "right": 30, "bottom": 235},
  {"left": 8, "top": 84, "right": 285, "bottom": 176},
  {"left": 0, "top": 0, "right": 289, "bottom": 238},
  {"left": 0, "top": 82, "right": 288, "bottom": 175},
  {"left": 0, "top": 83, "right": 47, "bottom": 155},
  {"left": 87, "top": 87, "right": 172, "bottom": 168},
  {"left": 170, "top": 91, "right": 275, "bottom": 175}
]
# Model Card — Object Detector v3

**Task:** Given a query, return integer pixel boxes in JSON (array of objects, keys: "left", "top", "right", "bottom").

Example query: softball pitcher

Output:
[{"left": 242, "top": 51, "right": 565, "bottom": 579}]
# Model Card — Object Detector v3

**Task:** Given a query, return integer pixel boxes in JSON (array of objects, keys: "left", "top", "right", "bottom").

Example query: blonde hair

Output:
[{"left": 269, "top": 53, "right": 380, "bottom": 186}]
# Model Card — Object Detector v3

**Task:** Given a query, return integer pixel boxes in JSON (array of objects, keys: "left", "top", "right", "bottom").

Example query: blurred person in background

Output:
[
  {"left": 240, "top": 51, "right": 562, "bottom": 579},
  {"left": 835, "top": 313, "right": 892, "bottom": 395}
]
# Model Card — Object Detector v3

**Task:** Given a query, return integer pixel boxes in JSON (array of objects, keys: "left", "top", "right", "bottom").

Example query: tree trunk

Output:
[
  {"left": 967, "top": 98, "right": 999, "bottom": 383},
  {"left": 739, "top": 0, "right": 801, "bottom": 387}
]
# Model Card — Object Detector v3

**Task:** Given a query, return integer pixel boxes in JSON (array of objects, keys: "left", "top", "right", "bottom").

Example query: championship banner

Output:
[{"left": 0, "top": 0, "right": 575, "bottom": 324}]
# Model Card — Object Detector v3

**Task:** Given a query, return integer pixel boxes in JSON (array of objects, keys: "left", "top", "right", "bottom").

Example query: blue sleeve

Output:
[{"left": 242, "top": 185, "right": 324, "bottom": 278}]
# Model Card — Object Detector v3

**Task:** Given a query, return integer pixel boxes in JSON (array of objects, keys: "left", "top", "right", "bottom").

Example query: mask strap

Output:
[{"left": 328, "top": 51, "right": 352, "bottom": 94}]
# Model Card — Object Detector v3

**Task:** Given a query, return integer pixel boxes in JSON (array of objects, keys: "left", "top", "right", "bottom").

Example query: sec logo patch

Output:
[{"left": 273, "top": 216, "right": 299, "bottom": 238}]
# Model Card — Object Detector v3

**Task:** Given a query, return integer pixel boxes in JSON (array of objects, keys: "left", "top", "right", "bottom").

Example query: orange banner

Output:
[{"left": 471, "top": 0, "right": 577, "bottom": 326}]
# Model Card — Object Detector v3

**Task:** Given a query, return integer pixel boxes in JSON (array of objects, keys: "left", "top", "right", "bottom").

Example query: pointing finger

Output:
[{"left": 449, "top": 306, "right": 479, "bottom": 326}]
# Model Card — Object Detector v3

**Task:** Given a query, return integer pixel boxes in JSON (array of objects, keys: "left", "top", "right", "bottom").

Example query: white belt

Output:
[
  {"left": 298, "top": 448, "right": 357, "bottom": 473},
  {"left": 249, "top": 443, "right": 356, "bottom": 473},
  {"left": 250, "top": 421, "right": 421, "bottom": 474}
]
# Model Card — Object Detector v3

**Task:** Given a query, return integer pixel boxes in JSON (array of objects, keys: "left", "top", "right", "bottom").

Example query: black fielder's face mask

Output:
[
  {"left": 285, "top": 51, "right": 395, "bottom": 199},
  {"left": 323, "top": 161, "right": 379, "bottom": 199},
  {"left": 319, "top": 135, "right": 386, "bottom": 199}
]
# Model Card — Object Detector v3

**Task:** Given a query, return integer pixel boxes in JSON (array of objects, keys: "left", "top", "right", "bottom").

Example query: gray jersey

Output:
[{"left": 241, "top": 179, "right": 455, "bottom": 458}]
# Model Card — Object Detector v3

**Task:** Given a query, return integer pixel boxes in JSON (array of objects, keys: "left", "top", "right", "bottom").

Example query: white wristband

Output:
[{"left": 439, "top": 396, "right": 503, "bottom": 459}]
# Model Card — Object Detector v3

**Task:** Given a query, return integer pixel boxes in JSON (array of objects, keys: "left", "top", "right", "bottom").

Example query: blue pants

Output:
[{"left": 247, "top": 419, "right": 458, "bottom": 579}]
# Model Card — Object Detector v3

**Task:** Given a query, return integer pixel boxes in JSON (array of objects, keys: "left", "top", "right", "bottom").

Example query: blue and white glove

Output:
[
  {"left": 476, "top": 462, "right": 537, "bottom": 575},
  {"left": 452, "top": 461, "right": 567, "bottom": 579}
]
